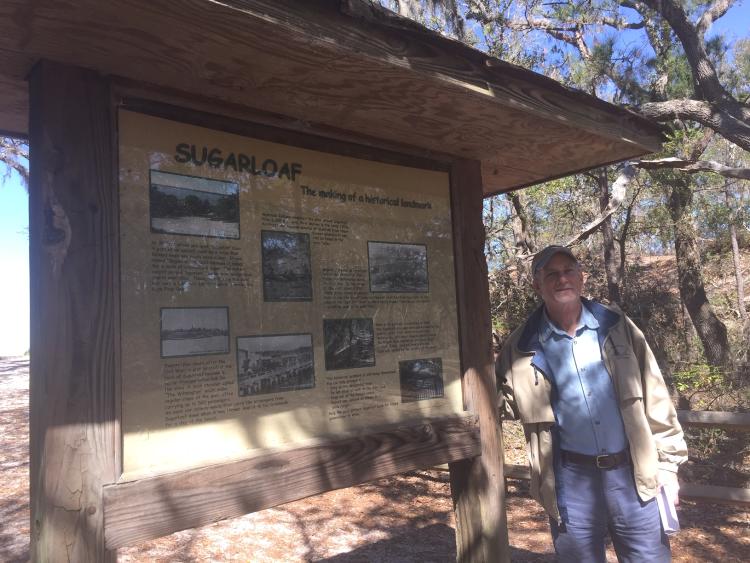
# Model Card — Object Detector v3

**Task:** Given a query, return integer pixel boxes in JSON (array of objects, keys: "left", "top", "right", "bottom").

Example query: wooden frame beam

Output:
[
  {"left": 676, "top": 410, "right": 750, "bottom": 432},
  {"left": 679, "top": 483, "right": 750, "bottom": 507},
  {"left": 103, "top": 416, "right": 479, "bottom": 549},
  {"left": 29, "top": 60, "right": 119, "bottom": 562},
  {"left": 448, "top": 159, "right": 510, "bottom": 562}
]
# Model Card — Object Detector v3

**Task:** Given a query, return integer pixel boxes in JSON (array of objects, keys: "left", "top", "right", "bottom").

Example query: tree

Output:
[
  {"left": 384, "top": 0, "right": 746, "bottom": 369},
  {"left": 597, "top": 168, "right": 623, "bottom": 304},
  {"left": 655, "top": 168, "right": 732, "bottom": 367},
  {"left": 387, "top": 0, "right": 749, "bottom": 178},
  {"left": 0, "top": 137, "right": 28, "bottom": 188},
  {"left": 635, "top": 0, "right": 750, "bottom": 154}
]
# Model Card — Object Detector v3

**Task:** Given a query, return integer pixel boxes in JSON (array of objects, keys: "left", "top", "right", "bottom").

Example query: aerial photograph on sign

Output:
[
  {"left": 261, "top": 230, "right": 313, "bottom": 301},
  {"left": 160, "top": 306, "right": 230, "bottom": 358},
  {"left": 368, "top": 241, "right": 429, "bottom": 293},
  {"left": 149, "top": 170, "right": 240, "bottom": 238},
  {"left": 399, "top": 358, "right": 444, "bottom": 403},
  {"left": 236, "top": 333, "right": 315, "bottom": 396},
  {"left": 323, "top": 318, "right": 376, "bottom": 370}
]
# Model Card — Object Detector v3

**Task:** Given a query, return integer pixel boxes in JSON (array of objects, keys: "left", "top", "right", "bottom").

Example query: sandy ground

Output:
[{"left": 2, "top": 357, "right": 748, "bottom": 562}]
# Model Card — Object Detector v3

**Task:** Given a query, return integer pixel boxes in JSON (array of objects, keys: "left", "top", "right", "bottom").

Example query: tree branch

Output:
[
  {"left": 618, "top": 180, "right": 644, "bottom": 286},
  {"left": 686, "top": 128, "right": 716, "bottom": 161},
  {"left": 600, "top": 18, "right": 645, "bottom": 30},
  {"left": 696, "top": 0, "right": 735, "bottom": 37},
  {"left": 637, "top": 157, "right": 750, "bottom": 180},
  {"left": 639, "top": 99, "right": 750, "bottom": 151},
  {"left": 564, "top": 164, "right": 636, "bottom": 246},
  {"left": 638, "top": 0, "right": 729, "bottom": 103},
  {"left": 0, "top": 138, "right": 29, "bottom": 187},
  {"left": 574, "top": 26, "right": 590, "bottom": 60}
]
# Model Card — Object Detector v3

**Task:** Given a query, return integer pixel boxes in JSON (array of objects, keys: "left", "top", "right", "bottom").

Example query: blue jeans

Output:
[{"left": 550, "top": 458, "right": 671, "bottom": 562}]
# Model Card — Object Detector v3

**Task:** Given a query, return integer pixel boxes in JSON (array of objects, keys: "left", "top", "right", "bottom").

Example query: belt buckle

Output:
[{"left": 596, "top": 454, "right": 614, "bottom": 469}]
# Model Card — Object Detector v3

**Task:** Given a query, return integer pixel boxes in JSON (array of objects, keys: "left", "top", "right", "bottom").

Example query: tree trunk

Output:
[
  {"left": 667, "top": 178, "right": 732, "bottom": 368},
  {"left": 507, "top": 191, "right": 535, "bottom": 280},
  {"left": 725, "top": 187, "right": 747, "bottom": 322},
  {"left": 507, "top": 191, "right": 535, "bottom": 256},
  {"left": 598, "top": 168, "right": 622, "bottom": 304},
  {"left": 730, "top": 222, "right": 747, "bottom": 317},
  {"left": 617, "top": 181, "right": 643, "bottom": 302}
]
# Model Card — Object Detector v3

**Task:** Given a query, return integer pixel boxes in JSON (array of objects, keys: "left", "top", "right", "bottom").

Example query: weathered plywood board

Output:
[
  {"left": 677, "top": 410, "right": 750, "bottom": 432},
  {"left": 0, "top": 73, "right": 26, "bottom": 137},
  {"left": 0, "top": 0, "right": 663, "bottom": 192},
  {"left": 103, "top": 416, "right": 480, "bottom": 549},
  {"left": 679, "top": 483, "right": 750, "bottom": 507}
]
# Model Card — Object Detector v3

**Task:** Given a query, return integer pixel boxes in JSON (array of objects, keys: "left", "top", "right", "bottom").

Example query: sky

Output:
[
  {"left": 710, "top": 0, "right": 750, "bottom": 42},
  {"left": 0, "top": 170, "right": 29, "bottom": 356},
  {"left": 0, "top": 2, "right": 748, "bottom": 357}
]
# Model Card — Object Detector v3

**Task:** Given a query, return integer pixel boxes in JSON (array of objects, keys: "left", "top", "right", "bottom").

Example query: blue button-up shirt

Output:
[{"left": 539, "top": 304, "right": 627, "bottom": 455}]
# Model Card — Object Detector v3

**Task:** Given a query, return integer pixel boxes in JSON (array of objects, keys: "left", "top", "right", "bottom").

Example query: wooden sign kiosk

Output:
[{"left": 0, "top": 1, "right": 663, "bottom": 561}]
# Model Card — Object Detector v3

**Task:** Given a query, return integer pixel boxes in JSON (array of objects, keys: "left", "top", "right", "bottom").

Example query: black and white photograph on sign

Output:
[
  {"left": 368, "top": 241, "right": 429, "bottom": 293},
  {"left": 150, "top": 170, "right": 240, "bottom": 239},
  {"left": 237, "top": 333, "right": 315, "bottom": 397},
  {"left": 262, "top": 230, "right": 313, "bottom": 301},
  {"left": 160, "top": 307, "right": 230, "bottom": 358},
  {"left": 399, "top": 358, "right": 444, "bottom": 403},
  {"left": 323, "top": 318, "right": 375, "bottom": 371}
]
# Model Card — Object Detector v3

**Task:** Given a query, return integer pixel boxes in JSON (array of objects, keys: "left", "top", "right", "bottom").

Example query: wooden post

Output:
[
  {"left": 29, "top": 61, "right": 118, "bottom": 562},
  {"left": 448, "top": 160, "right": 509, "bottom": 562}
]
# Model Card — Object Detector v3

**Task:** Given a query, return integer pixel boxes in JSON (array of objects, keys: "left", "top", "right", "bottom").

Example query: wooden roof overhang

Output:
[{"left": 0, "top": 0, "right": 664, "bottom": 195}]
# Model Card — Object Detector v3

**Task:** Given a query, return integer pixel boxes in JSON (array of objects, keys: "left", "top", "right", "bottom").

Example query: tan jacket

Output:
[{"left": 497, "top": 299, "right": 687, "bottom": 520}]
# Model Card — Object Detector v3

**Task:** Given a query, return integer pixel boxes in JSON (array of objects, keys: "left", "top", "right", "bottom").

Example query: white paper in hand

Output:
[{"left": 656, "top": 483, "right": 680, "bottom": 535}]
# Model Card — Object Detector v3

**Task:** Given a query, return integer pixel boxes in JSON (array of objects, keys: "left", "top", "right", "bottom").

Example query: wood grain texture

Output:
[
  {"left": 29, "top": 61, "right": 119, "bottom": 562},
  {"left": 0, "top": 73, "right": 27, "bottom": 137},
  {"left": 103, "top": 416, "right": 480, "bottom": 549},
  {"left": 448, "top": 160, "right": 510, "bottom": 562},
  {"left": 677, "top": 410, "right": 750, "bottom": 431},
  {"left": 0, "top": 0, "right": 662, "bottom": 192},
  {"left": 503, "top": 463, "right": 531, "bottom": 480},
  {"left": 679, "top": 483, "right": 750, "bottom": 507},
  {"left": 118, "top": 94, "right": 452, "bottom": 172},
  {"left": 0, "top": 48, "right": 33, "bottom": 137}
]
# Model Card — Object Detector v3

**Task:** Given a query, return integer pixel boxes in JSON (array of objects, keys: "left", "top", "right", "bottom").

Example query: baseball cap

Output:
[{"left": 531, "top": 245, "right": 578, "bottom": 275}]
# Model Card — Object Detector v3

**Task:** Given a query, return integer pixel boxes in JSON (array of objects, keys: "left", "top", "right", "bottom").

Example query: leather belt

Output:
[{"left": 561, "top": 449, "right": 630, "bottom": 469}]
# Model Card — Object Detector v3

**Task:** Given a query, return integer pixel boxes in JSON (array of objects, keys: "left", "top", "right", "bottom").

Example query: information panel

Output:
[{"left": 119, "top": 111, "right": 463, "bottom": 478}]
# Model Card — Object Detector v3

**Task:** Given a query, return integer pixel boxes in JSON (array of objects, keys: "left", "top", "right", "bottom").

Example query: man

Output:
[{"left": 496, "top": 245, "right": 687, "bottom": 562}]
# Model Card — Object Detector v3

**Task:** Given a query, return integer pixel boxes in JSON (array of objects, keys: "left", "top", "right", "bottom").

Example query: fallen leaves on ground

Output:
[{"left": 2, "top": 358, "right": 747, "bottom": 562}]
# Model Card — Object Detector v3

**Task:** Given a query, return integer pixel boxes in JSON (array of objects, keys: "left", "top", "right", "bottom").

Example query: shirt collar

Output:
[
  {"left": 579, "top": 301, "right": 600, "bottom": 330},
  {"left": 539, "top": 301, "right": 599, "bottom": 342}
]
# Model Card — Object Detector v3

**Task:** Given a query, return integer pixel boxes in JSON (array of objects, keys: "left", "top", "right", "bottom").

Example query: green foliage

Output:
[
  {"left": 686, "top": 427, "right": 727, "bottom": 462},
  {"left": 571, "top": 37, "right": 616, "bottom": 92},
  {"left": 657, "top": 47, "right": 695, "bottom": 100},
  {"left": 488, "top": 266, "right": 538, "bottom": 338},
  {"left": 732, "top": 38, "right": 750, "bottom": 96},
  {"left": 672, "top": 363, "right": 724, "bottom": 396}
]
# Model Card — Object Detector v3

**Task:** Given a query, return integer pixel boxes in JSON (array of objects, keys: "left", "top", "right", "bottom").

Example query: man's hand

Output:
[{"left": 658, "top": 469, "right": 680, "bottom": 507}]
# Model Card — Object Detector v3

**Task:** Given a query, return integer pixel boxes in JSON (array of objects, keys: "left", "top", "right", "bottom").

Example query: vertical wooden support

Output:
[
  {"left": 448, "top": 160, "right": 509, "bottom": 562},
  {"left": 29, "top": 61, "right": 118, "bottom": 562}
]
